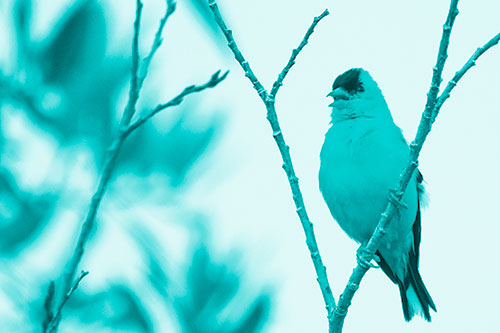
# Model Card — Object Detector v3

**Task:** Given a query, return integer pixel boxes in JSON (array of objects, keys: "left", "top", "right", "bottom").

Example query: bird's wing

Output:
[{"left": 414, "top": 169, "right": 424, "bottom": 260}]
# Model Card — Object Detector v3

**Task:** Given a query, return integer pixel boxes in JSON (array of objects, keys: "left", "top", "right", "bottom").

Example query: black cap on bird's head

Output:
[
  {"left": 326, "top": 68, "right": 391, "bottom": 120},
  {"left": 331, "top": 68, "right": 365, "bottom": 95},
  {"left": 327, "top": 67, "right": 384, "bottom": 104}
]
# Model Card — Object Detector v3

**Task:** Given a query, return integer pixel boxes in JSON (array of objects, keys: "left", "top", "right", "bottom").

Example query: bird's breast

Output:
[{"left": 319, "top": 119, "right": 416, "bottom": 243}]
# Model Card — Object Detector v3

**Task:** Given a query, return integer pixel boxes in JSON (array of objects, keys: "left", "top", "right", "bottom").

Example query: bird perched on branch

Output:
[{"left": 319, "top": 68, "right": 436, "bottom": 321}]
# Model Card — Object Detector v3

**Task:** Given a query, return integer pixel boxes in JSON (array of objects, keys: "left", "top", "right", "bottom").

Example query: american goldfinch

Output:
[{"left": 319, "top": 68, "right": 436, "bottom": 321}]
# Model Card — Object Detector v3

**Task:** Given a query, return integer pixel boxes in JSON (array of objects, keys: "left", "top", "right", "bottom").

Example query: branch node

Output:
[
  {"left": 334, "top": 305, "right": 348, "bottom": 317},
  {"left": 388, "top": 190, "right": 408, "bottom": 209}
]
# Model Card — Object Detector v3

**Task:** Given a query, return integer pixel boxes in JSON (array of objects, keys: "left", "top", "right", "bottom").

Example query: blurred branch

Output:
[
  {"left": 42, "top": 282, "right": 55, "bottom": 332},
  {"left": 46, "top": 271, "right": 88, "bottom": 333},
  {"left": 137, "top": 0, "right": 177, "bottom": 90},
  {"left": 126, "top": 70, "right": 228, "bottom": 134},
  {"left": 332, "top": 1, "right": 500, "bottom": 331},
  {"left": 207, "top": 0, "right": 336, "bottom": 327},
  {"left": 120, "top": 0, "right": 143, "bottom": 127},
  {"left": 45, "top": 1, "right": 227, "bottom": 331}
]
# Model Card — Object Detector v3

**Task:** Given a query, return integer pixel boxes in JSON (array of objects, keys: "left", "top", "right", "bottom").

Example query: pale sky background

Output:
[{"left": 1, "top": 0, "right": 500, "bottom": 332}]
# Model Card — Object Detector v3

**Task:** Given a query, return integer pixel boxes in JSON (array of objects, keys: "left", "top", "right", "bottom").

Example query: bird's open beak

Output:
[{"left": 327, "top": 88, "right": 349, "bottom": 107}]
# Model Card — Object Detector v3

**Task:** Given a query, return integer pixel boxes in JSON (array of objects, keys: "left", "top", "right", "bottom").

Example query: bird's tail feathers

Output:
[
  {"left": 400, "top": 253, "right": 436, "bottom": 322},
  {"left": 377, "top": 250, "right": 436, "bottom": 322}
]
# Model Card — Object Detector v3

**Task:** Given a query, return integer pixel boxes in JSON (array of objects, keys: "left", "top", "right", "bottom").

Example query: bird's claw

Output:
[{"left": 356, "top": 246, "right": 380, "bottom": 269}]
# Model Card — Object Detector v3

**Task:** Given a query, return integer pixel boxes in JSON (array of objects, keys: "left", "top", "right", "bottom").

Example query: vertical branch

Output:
[
  {"left": 207, "top": 0, "right": 336, "bottom": 328},
  {"left": 54, "top": 1, "right": 144, "bottom": 320},
  {"left": 121, "top": 0, "right": 143, "bottom": 127},
  {"left": 332, "top": 2, "right": 460, "bottom": 330},
  {"left": 137, "top": 0, "right": 177, "bottom": 90},
  {"left": 332, "top": 1, "right": 500, "bottom": 331},
  {"left": 44, "top": 1, "right": 228, "bottom": 328},
  {"left": 43, "top": 1, "right": 225, "bottom": 331}
]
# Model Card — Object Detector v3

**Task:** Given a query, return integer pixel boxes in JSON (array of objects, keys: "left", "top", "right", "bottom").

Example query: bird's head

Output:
[{"left": 327, "top": 68, "right": 392, "bottom": 122}]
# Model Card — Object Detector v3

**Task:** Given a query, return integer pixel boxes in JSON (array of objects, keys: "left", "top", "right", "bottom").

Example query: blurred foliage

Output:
[
  {"left": 175, "top": 245, "right": 271, "bottom": 333},
  {"left": 0, "top": 167, "right": 58, "bottom": 255},
  {"left": 0, "top": 0, "right": 272, "bottom": 332},
  {"left": 120, "top": 108, "right": 223, "bottom": 187},
  {"left": 40, "top": 0, "right": 106, "bottom": 85},
  {"left": 134, "top": 226, "right": 271, "bottom": 333},
  {"left": 66, "top": 284, "right": 153, "bottom": 332}
]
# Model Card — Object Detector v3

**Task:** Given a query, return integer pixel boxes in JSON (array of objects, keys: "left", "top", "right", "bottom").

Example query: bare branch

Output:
[
  {"left": 53, "top": 4, "right": 146, "bottom": 325},
  {"left": 137, "top": 0, "right": 177, "bottom": 90},
  {"left": 207, "top": 0, "right": 268, "bottom": 100},
  {"left": 330, "top": 1, "right": 499, "bottom": 332},
  {"left": 121, "top": 0, "right": 144, "bottom": 127},
  {"left": 126, "top": 70, "right": 229, "bottom": 134},
  {"left": 47, "top": 271, "right": 89, "bottom": 333},
  {"left": 270, "top": 9, "right": 329, "bottom": 98},
  {"left": 44, "top": 1, "right": 226, "bottom": 331},
  {"left": 433, "top": 31, "right": 500, "bottom": 117},
  {"left": 423, "top": 0, "right": 460, "bottom": 114},
  {"left": 42, "top": 282, "right": 55, "bottom": 332},
  {"left": 207, "top": 0, "right": 336, "bottom": 328}
]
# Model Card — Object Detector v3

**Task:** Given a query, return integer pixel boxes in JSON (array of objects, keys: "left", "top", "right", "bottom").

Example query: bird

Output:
[{"left": 318, "top": 68, "right": 436, "bottom": 321}]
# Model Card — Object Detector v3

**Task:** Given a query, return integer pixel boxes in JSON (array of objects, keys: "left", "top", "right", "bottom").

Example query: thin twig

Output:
[
  {"left": 126, "top": 70, "right": 229, "bottom": 134},
  {"left": 207, "top": 0, "right": 336, "bottom": 327},
  {"left": 47, "top": 271, "right": 89, "bottom": 333},
  {"left": 42, "top": 282, "right": 55, "bottom": 331},
  {"left": 137, "top": 0, "right": 177, "bottom": 90},
  {"left": 208, "top": 0, "right": 267, "bottom": 100},
  {"left": 55, "top": 2, "right": 145, "bottom": 316},
  {"left": 270, "top": 9, "right": 329, "bottom": 98},
  {"left": 423, "top": 0, "right": 460, "bottom": 115},
  {"left": 121, "top": 0, "right": 144, "bottom": 127},
  {"left": 45, "top": 1, "right": 227, "bottom": 331},
  {"left": 433, "top": 31, "right": 500, "bottom": 117}
]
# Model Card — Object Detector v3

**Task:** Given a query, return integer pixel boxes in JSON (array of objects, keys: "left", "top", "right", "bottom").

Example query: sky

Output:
[{"left": 1, "top": 0, "right": 500, "bottom": 332}]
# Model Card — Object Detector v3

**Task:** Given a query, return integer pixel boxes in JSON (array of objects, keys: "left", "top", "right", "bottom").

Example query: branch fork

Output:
[{"left": 43, "top": 1, "right": 227, "bottom": 331}]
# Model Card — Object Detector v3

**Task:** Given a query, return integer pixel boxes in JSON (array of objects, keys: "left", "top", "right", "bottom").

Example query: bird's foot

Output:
[
  {"left": 356, "top": 246, "right": 380, "bottom": 269},
  {"left": 388, "top": 189, "right": 408, "bottom": 209}
]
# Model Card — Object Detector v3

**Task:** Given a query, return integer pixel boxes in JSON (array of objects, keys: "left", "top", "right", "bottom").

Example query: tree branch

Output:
[
  {"left": 433, "top": 31, "right": 500, "bottom": 117},
  {"left": 137, "top": 0, "right": 177, "bottom": 90},
  {"left": 207, "top": 0, "right": 267, "bottom": 100},
  {"left": 270, "top": 9, "right": 329, "bottom": 98},
  {"left": 44, "top": 1, "right": 227, "bottom": 331},
  {"left": 46, "top": 271, "right": 88, "bottom": 333},
  {"left": 126, "top": 70, "right": 229, "bottom": 134},
  {"left": 207, "top": 0, "right": 336, "bottom": 327},
  {"left": 332, "top": 1, "right": 500, "bottom": 331},
  {"left": 121, "top": 0, "right": 143, "bottom": 127}
]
